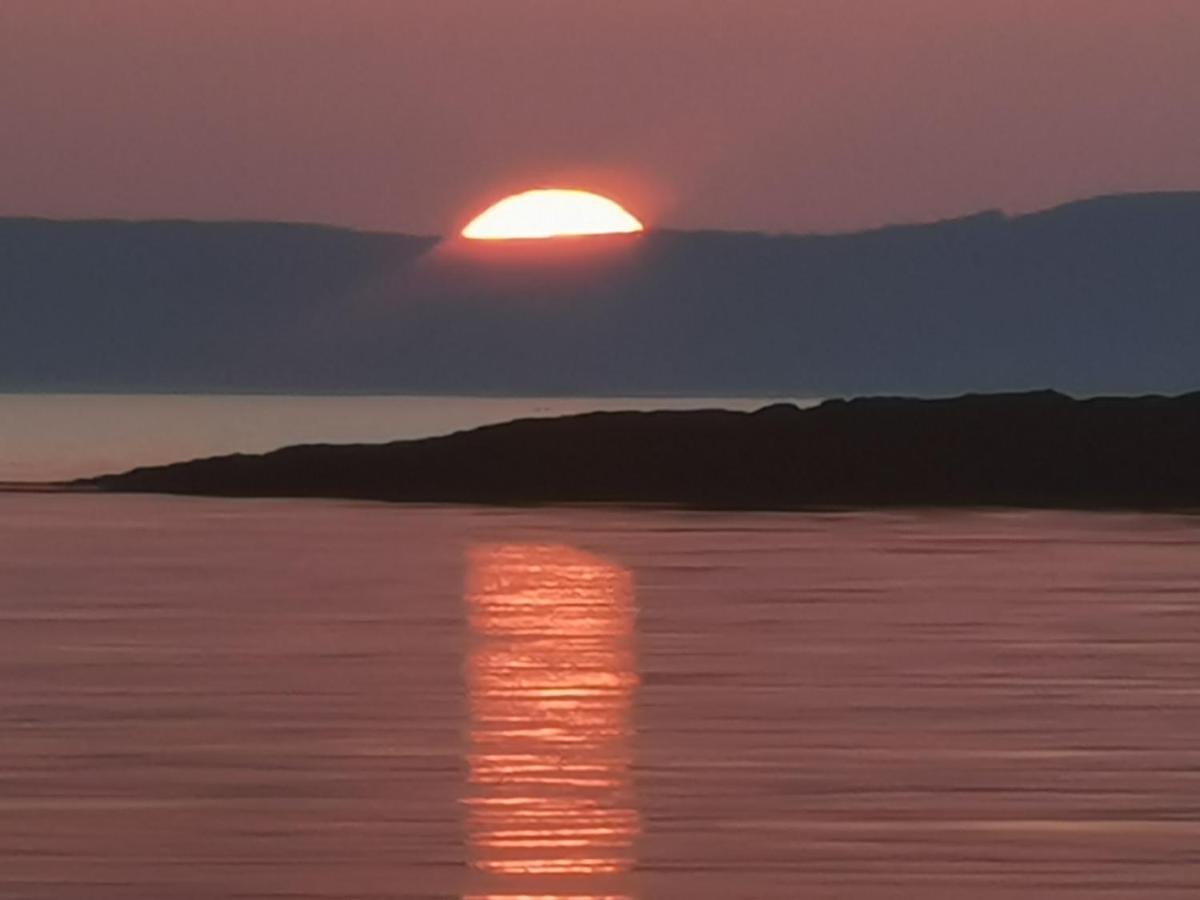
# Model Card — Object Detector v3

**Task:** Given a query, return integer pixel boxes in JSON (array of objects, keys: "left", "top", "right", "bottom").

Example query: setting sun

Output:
[{"left": 462, "top": 188, "right": 644, "bottom": 240}]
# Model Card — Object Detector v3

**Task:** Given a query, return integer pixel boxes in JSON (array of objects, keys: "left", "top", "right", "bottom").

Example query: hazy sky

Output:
[{"left": 3, "top": 0, "right": 1199, "bottom": 235}]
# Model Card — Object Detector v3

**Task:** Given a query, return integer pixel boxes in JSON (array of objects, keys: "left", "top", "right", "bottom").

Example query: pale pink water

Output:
[{"left": 2, "top": 494, "right": 1199, "bottom": 899}]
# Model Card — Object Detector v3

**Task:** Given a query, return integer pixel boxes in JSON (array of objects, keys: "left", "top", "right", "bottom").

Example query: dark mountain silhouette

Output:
[
  {"left": 4, "top": 191, "right": 1199, "bottom": 395},
  {"left": 85, "top": 390, "right": 1200, "bottom": 511}
]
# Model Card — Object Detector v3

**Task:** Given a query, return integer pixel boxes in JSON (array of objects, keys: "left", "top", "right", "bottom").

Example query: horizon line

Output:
[{"left": 2, "top": 188, "right": 1198, "bottom": 243}]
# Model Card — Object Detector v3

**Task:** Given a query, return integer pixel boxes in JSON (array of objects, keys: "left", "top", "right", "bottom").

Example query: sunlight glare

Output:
[{"left": 462, "top": 189, "right": 644, "bottom": 240}]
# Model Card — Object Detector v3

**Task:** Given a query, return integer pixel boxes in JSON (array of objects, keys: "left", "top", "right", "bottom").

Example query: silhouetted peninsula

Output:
[{"left": 85, "top": 391, "right": 1200, "bottom": 510}]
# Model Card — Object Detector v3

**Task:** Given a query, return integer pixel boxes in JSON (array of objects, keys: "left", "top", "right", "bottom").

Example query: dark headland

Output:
[{"left": 83, "top": 390, "right": 1200, "bottom": 511}]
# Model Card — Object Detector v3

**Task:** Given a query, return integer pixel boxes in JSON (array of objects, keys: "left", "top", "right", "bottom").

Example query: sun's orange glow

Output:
[{"left": 462, "top": 189, "right": 644, "bottom": 240}]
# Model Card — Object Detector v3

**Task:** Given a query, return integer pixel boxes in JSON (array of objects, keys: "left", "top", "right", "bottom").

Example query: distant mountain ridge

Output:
[{"left": 4, "top": 191, "right": 1199, "bottom": 395}]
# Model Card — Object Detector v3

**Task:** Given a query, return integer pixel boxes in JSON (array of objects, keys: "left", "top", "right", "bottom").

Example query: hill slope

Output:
[{"left": 87, "top": 390, "right": 1200, "bottom": 511}]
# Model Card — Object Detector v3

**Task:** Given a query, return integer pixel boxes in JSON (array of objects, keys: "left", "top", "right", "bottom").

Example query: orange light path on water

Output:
[
  {"left": 461, "top": 189, "right": 644, "bottom": 240},
  {"left": 463, "top": 544, "right": 639, "bottom": 900}
]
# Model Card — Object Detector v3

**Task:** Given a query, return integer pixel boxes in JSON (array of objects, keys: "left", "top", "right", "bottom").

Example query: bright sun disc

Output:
[{"left": 462, "top": 189, "right": 644, "bottom": 240}]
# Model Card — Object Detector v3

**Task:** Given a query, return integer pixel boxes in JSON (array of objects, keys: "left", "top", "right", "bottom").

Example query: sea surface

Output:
[
  {"left": 2, "top": 494, "right": 1199, "bottom": 899},
  {"left": 0, "top": 393, "right": 796, "bottom": 482}
]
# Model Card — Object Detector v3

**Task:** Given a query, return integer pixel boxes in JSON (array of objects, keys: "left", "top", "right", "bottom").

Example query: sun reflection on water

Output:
[{"left": 464, "top": 544, "right": 639, "bottom": 900}]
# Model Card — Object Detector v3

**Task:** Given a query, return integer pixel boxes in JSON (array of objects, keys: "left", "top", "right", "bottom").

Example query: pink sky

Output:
[{"left": 2, "top": 0, "right": 1198, "bottom": 234}]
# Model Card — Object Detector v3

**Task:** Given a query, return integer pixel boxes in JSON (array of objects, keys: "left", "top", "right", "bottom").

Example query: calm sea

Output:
[
  {"left": 0, "top": 393, "right": 801, "bottom": 482},
  {"left": 2, "top": 495, "right": 1198, "bottom": 899}
]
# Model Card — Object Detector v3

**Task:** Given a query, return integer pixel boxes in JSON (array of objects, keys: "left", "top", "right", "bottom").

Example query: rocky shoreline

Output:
[{"left": 78, "top": 390, "right": 1200, "bottom": 511}]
